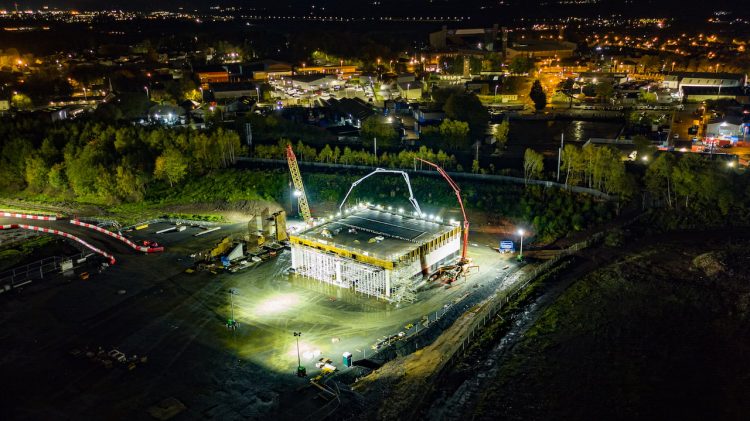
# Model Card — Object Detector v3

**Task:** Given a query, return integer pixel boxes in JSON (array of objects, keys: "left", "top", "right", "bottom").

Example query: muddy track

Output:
[{"left": 420, "top": 225, "right": 750, "bottom": 420}]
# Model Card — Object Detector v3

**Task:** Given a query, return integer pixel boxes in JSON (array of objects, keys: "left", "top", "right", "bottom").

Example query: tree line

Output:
[
  {"left": 0, "top": 119, "right": 242, "bottom": 204},
  {"left": 254, "top": 139, "right": 461, "bottom": 171}
]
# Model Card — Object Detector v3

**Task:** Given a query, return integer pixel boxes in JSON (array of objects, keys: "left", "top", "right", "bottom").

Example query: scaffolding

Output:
[{"left": 291, "top": 244, "right": 389, "bottom": 299}]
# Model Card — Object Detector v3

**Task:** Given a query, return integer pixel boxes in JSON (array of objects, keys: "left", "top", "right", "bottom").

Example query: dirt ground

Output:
[{"left": 462, "top": 227, "right": 750, "bottom": 420}]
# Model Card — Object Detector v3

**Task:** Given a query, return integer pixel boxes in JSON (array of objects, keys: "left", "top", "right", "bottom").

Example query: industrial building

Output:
[
  {"left": 289, "top": 205, "right": 461, "bottom": 301},
  {"left": 505, "top": 40, "right": 577, "bottom": 59}
]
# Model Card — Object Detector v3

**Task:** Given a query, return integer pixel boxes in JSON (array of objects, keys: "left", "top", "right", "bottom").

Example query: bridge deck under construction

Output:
[
  {"left": 289, "top": 206, "right": 461, "bottom": 300},
  {"left": 294, "top": 207, "right": 455, "bottom": 263}
]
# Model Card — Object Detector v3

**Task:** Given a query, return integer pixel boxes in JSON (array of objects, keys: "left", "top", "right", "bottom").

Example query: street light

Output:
[
  {"left": 517, "top": 228, "right": 525, "bottom": 261},
  {"left": 293, "top": 332, "right": 306, "bottom": 376},
  {"left": 227, "top": 288, "right": 239, "bottom": 330},
  {"left": 143, "top": 86, "right": 149, "bottom": 99}
]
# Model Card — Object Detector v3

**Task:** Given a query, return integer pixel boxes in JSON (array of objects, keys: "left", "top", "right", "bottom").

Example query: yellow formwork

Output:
[{"left": 289, "top": 236, "right": 394, "bottom": 270}]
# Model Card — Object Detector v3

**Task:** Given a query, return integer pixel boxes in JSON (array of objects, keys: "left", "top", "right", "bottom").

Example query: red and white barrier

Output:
[
  {"left": 70, "top": 220, "right": 164, "bottom": 253},
  {"left": 1, "top": 211, "right": 58, "bottom": 221},
  {"left": 0, "top": 223, "right": 116, "bottom": 264}
]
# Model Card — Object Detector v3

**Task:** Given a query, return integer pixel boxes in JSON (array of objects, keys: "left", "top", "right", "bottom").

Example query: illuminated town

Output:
[{"left": 0, "top": 1, "right": 749, "bottom": 419}]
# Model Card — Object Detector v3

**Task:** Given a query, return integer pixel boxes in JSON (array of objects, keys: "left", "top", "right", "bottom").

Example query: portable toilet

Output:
[{"left": 342, "top": 352, "right": 352, "bottom": 367}]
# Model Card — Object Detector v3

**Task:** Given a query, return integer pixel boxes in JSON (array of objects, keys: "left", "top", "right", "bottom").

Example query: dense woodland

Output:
[{"left": 0, "top": 118, "right": 242, "bottom": 203}]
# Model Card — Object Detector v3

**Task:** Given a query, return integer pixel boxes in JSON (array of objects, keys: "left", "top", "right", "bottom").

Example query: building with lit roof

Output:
[{"left": 289, "top": 205, "right": 461, "bottom": 301}]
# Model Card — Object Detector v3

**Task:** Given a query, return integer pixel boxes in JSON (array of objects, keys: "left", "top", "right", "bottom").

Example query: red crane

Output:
[{"left": 416, "top": 158, "right": 470, "bottom": 264}]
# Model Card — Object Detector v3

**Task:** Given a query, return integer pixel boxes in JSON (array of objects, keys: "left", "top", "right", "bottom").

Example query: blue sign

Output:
[{"left": 500, "top": 241, "right": 515, "bottom": 252}]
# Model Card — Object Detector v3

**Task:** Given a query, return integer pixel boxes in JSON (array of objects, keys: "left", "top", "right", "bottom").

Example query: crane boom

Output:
[
  {"left": 416, "top": 158, "right": 469, "bottom": 263},
  {"left": 338, "top": 168, "right": 422, "bottom": 215},
  {"left": 286, "top": 145, "right": 313, "bottom": 224}
]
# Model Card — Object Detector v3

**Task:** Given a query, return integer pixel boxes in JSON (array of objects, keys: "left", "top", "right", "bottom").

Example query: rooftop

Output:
[
  {"left": 671, "top": 72, "right": 744, "bottom": 80},
  {"left": 508, "top": 40, "right": 576, "bottom": 52},
  {"left": 290, "top": 73, "right": 334, "bottom": 83},
  {"left": 208, "top": 82, "right": 256, "bottom": 92},
  {"left": 292, "top": 206, "right": 458, "bottom": 262}
]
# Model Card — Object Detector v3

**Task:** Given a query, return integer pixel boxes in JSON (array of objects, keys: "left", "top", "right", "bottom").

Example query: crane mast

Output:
[
  {"left": 286, "top": 145, "right": 313, "bottom": 224},
  {"left": 416, "top": 158, "right": 470, "bottom": 264}
]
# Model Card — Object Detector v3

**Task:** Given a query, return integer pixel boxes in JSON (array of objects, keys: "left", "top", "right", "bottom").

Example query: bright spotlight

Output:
[
  {"left": 256, "top": 294, "right": 298, "bottom": 315},
  {"left": 517, "top": 228, "right": 525, "bottom": 236}
]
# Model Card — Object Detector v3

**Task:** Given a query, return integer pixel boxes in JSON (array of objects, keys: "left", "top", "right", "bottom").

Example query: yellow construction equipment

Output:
[{"left": 286, "top": 145, "right": 313, "bottom": 224}]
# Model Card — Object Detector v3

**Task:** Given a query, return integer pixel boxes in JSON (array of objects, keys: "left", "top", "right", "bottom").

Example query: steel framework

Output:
[
  {"left": 338, "top": 168, "right": 422, "bottom": 215},
  {"left": 286, "top": 145, "right": 312, "bottom": 224},
  {"left": 291, "top": 245, "right": 389, "bottom": 298}
]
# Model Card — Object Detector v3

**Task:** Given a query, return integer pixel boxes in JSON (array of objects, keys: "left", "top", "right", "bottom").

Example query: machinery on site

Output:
[
  {"left": 338, "top": 168, "right": 422, "bottom": 215},
  {"left": 192, "top": 207, "right": 288, "bottom": 273},
  {"left": 416, "top": 158, "right": 473, "bottom": 284},
  {"left": 286, "top": 145, "right": 313, "bottom": 224},
  {"left": 287, "top": 155, "right": 476, "bottom": 300}
]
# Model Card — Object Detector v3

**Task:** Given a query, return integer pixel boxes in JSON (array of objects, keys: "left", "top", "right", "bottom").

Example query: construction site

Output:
[
  {"left": 290, "top": 205, "right": 461, "bottom": 301},
  {"left": 284, "top": 145, "right": 475, "bottom": 303},
  {"left": 0, "top": 145, "right": 523, "bottom": 420}
]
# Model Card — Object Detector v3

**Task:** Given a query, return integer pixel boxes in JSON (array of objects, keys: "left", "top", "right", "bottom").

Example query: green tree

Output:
[
  {"left": 115, "top": 165, "right": 145, "bottom": 202},
  {"left": 529, "top": 80, "right": 547, "bottom": 111},
  {"left": 24, "top": 154, "right": 48, "bottom": 191},
  {"left": 11, "top": 93, "right": 33, "bottom": 110},
  {"left": 154, "top": 148, "right": 188, "bottom": 187},
  {"left": 645, "top": 153, "right": 676, "bottom": 208},
  {"left": 438, "top": 119, "right": 470, "bottom": 150},
  {"left": 0, "top": 137, "right": 32, "bottom": 191},
  {"left": 523, "top": 148, "right": 544, "bottom": 184},
  {"left": 595, "top": 82, "right": 615, "bottom": 103},
  {"left": 493, "top": 119, "right": 510, "bottom": 148},
  {"left": 509, "top": 56, "right": 534, "bottom": 74},
  {"left": 318, "top": 144, "right": 334, "bottom": 163},
  {"left": 561, "top": 144, "right": 585, "bottom": 186},
  {"left": 443, "top": 93, "right": 488, "bottom": 141},
  {"left": 47, "top": 163, "right": 67, "bottom": 191},
  {"left": 360, "top": 117, "right": 399, "bottom": 149}
]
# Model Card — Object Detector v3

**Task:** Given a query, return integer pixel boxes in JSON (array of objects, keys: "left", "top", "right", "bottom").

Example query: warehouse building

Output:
[{"left": 289, "top": 205, "right": 461, "bottom": 301}]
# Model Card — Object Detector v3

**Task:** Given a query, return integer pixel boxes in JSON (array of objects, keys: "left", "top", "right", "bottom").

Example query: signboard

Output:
[{"left": 499, "top": 240, "right": 515, "bottom": 253}]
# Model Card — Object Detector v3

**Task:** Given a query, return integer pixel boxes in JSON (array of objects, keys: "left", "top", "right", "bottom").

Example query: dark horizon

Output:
[{"left": 2, "top": 0, "right": 745, "bottom": 16}]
